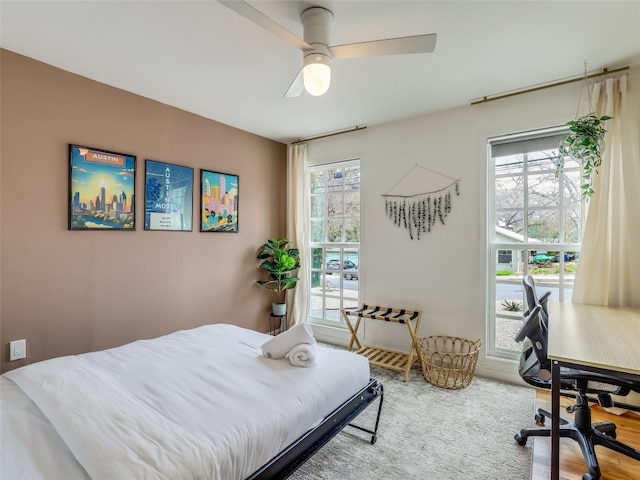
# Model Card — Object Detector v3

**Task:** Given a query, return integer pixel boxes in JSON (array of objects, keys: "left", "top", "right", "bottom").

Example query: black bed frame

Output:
[{"left": 247, "top": 378, "right": 384, "bottom": 479}]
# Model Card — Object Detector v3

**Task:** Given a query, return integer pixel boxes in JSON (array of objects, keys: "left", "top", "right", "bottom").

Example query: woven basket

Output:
[{"left": 419, "top": 336, "right": 481, "bottom": 389}]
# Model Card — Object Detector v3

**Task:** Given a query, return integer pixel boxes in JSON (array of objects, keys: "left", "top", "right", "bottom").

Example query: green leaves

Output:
[
  {"left": 557, "top": 113, "right": 611, "bottom": 198},
  {"left": 256, "top": 237, "right": 301, "bottom": 302},
  {"left": 279, "top": 253, "right": 296, "bottom": 270}
]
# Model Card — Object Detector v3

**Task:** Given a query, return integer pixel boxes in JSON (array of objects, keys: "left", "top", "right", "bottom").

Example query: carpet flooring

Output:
[{"left": 290, "top": 365, "right": 535, "bottom": 480}]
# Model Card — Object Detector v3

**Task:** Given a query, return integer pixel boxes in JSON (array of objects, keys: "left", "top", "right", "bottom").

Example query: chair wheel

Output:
[
  {"left": 535, "top": 413, "right": 546, "bottom": 425},
  {"left": 605, "top": 430, "right": 617, "bottom": 440},
  {"left": 370, "top": 435, "right": 377, "bottom": 445},
  {"left": 582, "top": 473, "right": 598, "bottom": 480},
  {"left": 514, "top": 432, "right": 528, "bottom": 446}
]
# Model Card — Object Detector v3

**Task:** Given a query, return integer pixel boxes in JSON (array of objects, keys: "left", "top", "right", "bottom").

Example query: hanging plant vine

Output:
[
  {"left": 557, "top": 113, "right": 611, "bottom": 198},
  {"left": 382, "top": 164, "right": 461, "bottom": 240},
  {"left": 557, "top": 62, "right": 612, "bottom": 198}
]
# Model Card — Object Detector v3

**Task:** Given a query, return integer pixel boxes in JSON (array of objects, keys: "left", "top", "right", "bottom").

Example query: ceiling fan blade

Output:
[
  {"left": 218, "top": 0, "right": 311, "bottom": 51},
  {"left": 330, "top": 33, "right": 437, "bottom": 59},
  {"left": 283, "top": 69, "right": 304, "bottom": 98}
]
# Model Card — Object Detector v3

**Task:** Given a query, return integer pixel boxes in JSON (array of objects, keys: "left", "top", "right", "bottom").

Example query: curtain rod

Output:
[
  {"left": 291, "top": 125, "right": 367, "bottom": 145},
  {"left": 471, "top": 66, "right": 629, "bottom": 106}
]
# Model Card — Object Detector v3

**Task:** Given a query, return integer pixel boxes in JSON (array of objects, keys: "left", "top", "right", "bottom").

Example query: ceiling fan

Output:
[{"left": 219, "top": 0, "right": 437, "bottom": 97}]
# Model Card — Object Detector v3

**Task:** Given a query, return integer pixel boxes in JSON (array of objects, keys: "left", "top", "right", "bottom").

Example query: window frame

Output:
[
  {"left": 487, "top": 127, "right": 583, "bottom": 360},
  {"left": 307, "top": 159, "right": 361, "bottom": 329}
]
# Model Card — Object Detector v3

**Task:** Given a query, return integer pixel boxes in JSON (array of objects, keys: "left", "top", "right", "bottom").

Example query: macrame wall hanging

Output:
[{"left": 382, "top": 163, "right": 461, "bottom": 240}]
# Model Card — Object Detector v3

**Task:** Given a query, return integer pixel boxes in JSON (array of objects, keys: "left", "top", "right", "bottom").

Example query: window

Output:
[
  {"left": 488, "top": 128, "right": 583, "bottom": 358},
  {"left": 497, "top": 250, "right": 512, "bottom": 264},
  {"left": 308, "top": 160, "right": 360, "bottom": 326}
]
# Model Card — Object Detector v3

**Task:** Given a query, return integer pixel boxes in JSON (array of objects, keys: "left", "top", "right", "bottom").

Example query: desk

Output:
[{"left": 548, "top": 302, "right": 640, "bottom": 480}]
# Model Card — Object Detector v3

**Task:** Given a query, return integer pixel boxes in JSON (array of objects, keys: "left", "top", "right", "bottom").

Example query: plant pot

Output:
[{"left": 272, "top": 302, "right": 287, "bottom": 316}]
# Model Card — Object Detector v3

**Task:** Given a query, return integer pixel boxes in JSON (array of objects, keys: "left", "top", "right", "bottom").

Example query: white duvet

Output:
[{"left": 1, "top": 324, "right": 370, "bottom": 480}]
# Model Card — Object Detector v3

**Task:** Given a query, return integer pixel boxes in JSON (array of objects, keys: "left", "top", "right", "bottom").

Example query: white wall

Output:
[{"left": 307, "top": 80, "right": 588, "bottom": 384}]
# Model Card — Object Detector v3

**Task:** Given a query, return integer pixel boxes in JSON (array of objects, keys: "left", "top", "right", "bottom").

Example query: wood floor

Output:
[{"left": 530, "top": 389, "right": 640, "bottom": 480}]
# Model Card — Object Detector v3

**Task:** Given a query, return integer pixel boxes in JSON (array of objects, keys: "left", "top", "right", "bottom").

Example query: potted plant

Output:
[
  {"left": 557, "top": 113, "right": 611, "bottom": 198},
  {"left": 256, "top": 237, "right": 300, "bottom": 316}
]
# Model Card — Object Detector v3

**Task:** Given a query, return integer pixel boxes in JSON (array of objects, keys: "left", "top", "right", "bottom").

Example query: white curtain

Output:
[
  {"left": 572, "top": 71, "right": 640, "bottom": 306},
  {"left": 286, "top": 143, "right": 309, "bottom": 325}
]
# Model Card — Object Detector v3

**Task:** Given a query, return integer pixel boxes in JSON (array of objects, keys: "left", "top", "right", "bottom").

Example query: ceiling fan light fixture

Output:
[
  {"left": 220, "top": 1, "right": 436, "bottom": 99},
  {"left": 303, "top": 53, "right": 331, "bottom": 96}
]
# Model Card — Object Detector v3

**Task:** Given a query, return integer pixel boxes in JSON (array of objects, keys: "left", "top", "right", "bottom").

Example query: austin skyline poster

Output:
[
  {"left": 68, "top": 144, "right": 136, "bottom": 230},
  {"left": 200, "top": 169, "right": 239, "bottom": 232}
]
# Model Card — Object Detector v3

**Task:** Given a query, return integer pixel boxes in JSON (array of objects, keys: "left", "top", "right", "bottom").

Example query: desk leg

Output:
[{"left": 551, "top": 360, "right": 560, "bottom": 480}]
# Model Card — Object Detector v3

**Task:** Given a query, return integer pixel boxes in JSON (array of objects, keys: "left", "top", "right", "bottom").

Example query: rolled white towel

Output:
[
  {"left": 287, "top": 343, "right": 318, "bottom": 368},
  {"left": 261, "top": 323, "right": 316, "bottom": 359}
]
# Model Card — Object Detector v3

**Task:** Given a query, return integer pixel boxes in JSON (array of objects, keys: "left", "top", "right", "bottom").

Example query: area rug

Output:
[{"left": 291, "top": 365, "right": 534, "bottom": 480}]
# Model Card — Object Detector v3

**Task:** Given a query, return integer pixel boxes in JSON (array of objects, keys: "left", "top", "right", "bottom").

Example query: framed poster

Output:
[
  {"left": 144, "top": 160, "right": 194, "bottom": 231},
  {"left": 68, "top": 144, "right": 136, "bottom": 230},
  {"left": 200, "top": 169, "right": 239, "bottom": 233}
]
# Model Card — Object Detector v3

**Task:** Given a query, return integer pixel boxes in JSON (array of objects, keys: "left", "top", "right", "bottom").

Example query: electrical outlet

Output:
[{"left": 9, "top": 339, "right": 26, "bottom": 361}]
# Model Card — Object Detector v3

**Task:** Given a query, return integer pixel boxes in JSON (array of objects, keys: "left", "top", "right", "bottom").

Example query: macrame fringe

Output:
[{"left": 383, "top": 179, "right": 460, "bottom": 240}]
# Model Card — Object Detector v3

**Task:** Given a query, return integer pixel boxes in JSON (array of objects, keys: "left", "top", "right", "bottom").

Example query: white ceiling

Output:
[{"left": 2, "top": 1, "right": 639, "bottom": 144}]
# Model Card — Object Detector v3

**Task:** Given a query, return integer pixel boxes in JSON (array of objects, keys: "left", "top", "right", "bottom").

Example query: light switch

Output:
[{"left": 9, "top": 339, "right": 26, "bottom": 361}]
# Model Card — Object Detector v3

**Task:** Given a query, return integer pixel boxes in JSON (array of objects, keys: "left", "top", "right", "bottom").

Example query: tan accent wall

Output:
[{"left": 0, "top": 50, "right": 287, "bottom": 373}]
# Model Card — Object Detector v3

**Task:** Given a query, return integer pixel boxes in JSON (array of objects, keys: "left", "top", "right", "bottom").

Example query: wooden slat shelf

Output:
[
  {"left": 342, "top": 304, "right": 423, "bottom": 382},
  {"left": 357, "top": 346, "right": 416, "bottom": 373}
]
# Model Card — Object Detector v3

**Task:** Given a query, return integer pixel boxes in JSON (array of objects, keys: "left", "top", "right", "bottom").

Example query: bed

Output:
[{"left": 0, "top": 323, "right": 383, "bottom": 479}]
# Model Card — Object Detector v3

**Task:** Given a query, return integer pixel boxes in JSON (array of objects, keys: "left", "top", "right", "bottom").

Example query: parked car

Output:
[
  {"left": 326, "top": 259, "right": 340, "bottom": 273},
  {"left": 326, "top": 259, "right": 358, "bottom": 280},
  {"left": 343, "top": 267, "right": 358, "bottom": 281},
  {"left": 531, "top": 252, "right": 554, "bottom": 264},
  {"left": 326, "top": 259, "right": 356, "bottom": 271}
]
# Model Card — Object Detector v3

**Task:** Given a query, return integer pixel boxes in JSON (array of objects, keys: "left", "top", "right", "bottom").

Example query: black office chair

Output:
[
  {"left": 522, "top": 273, "right": 550, "bottom": 325},
  {"left": 514, "top": 276, "right": 640, "bottom": 480}
]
